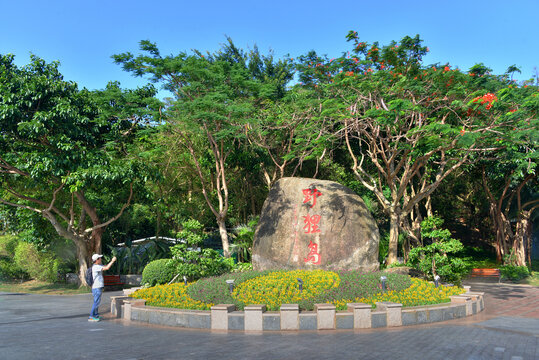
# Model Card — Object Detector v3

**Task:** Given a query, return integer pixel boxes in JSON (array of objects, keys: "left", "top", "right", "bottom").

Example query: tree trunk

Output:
[
  {"left": 388, "top": 209, "right": 400, "bottom": 264},
  {"left": 514, "top": 214, "right": 530, "bottom": 266},
  {"left": 217, "top": 217, "right": 230, "bottom": 258},
  {"left": 76, "top": 239, "right": 90, "bottom": 286}
]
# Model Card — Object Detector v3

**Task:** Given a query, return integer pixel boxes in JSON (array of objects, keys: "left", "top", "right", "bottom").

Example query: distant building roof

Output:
[{"left": 116, "top": 236, "right": 182, "bottom": 247}]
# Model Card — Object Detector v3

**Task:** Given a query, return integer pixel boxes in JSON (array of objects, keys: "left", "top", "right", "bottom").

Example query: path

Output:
[{"left": 0, "top": 281, "right": 537, "bottom": 360}]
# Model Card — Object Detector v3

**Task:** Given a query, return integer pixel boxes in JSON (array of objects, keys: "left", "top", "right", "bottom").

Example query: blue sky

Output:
[{"left": 2, "top": 0, "right": 537, "bottom": 96}]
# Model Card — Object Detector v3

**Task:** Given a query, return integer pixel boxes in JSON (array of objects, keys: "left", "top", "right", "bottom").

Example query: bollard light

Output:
[
  {"left": 434, "top": 275, "right": 440, "bottom": 288},
  {"left": 226, "top": 279, "right": 235, "bottom": 294},
  {"left": 183, "top": 276, "right": 188, "bottom": 286},
  {"left": 297, "top": 278, "right": 303, "bottom": 292},
  {"left": 380, "top": 276, "right": 387, "bottom": 293}
]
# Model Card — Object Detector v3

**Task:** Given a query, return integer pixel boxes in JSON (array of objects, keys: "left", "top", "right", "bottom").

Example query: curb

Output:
[{"left": 111, "top": 286, "right": 485, "bottom": 332}]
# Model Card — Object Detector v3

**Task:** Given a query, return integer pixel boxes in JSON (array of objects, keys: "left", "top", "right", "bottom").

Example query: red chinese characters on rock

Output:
[
  {"left": 303, "top": 240, "right": 321, "bottom": 265},
  {"left": 302, "top": 188, "right": 322, "bottom": 208},
  {"left": 303, "top": 214, "right": 321, "bottom": 234},
  {"left": 302, "top": 187, "right": 322, "bottom": 265}
]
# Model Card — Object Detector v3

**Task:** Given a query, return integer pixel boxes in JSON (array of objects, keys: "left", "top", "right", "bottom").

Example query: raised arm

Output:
[{"left": 102, "top": 256, "right": 117, "bottom": 271}]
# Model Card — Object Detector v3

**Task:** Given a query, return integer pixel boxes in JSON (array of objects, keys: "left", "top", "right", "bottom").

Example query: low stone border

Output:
[{"left": 112, "top": 285, "right": 485, "bottom": 332}]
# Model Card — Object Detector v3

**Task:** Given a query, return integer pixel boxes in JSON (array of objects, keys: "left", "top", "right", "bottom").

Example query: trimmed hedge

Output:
[{"left": 141, "top": 259, "right": 176, "bottom": 286}]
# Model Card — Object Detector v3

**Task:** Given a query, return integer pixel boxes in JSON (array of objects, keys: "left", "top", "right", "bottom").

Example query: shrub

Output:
[
  {"left": 0, "top": 258, "right": 28, "bottom": 281},
  {"left": 500, "top": 265, "right": 530, "bottom": 282},
  {"left": 0, "top": 235, "right": 19, "bottom": 257},
  {"left": 187, "top": 270, "right": 272, "bottom": 308},
  {"left": 170, "top": 219, "right": 233, "bottom": 281},
  {"left": 0, "top": 235, "right": 29, "bottom": 281},
  {"left": 13, "top": 241, "right": 60, "bottom": 282},
  {"left": 233, "top": 269, "right": 341, "bottom": 311},
  {"left": 133, "top": 270, "right": 463, "bottom": 312},
  {"left": 132, "top": 283, "right": 212, "bottom": 310},
  {"left": 231, "top": 262, "right": 253, "bottom": 273},
  {"left": 299, "top": 270, "right": 412, "bottom": 310},
  {"left": 407, "top": 216, "right": 470, "bottom": 285},
  {"left": 141, "top": 259, "right": 175, "bottom": 286}
]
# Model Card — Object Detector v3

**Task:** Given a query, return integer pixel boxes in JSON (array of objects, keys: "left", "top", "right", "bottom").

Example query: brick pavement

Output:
[{"left": 0, "top": 281, "right": 537, "bottom": 360}]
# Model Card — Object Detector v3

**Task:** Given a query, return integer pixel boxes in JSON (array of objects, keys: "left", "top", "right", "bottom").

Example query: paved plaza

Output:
[{"left": 0, "top": 281, "right": 537, "bottom": 360}]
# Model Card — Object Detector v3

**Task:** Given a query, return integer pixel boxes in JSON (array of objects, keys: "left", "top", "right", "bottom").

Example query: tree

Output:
[
  {"left": 310, "top": 32, "right": 527, "bottom": 264},
  {"left": 113, "top": 39, "right": 294, "bottom": 257},
  {"left": 479, "top": 85, "right": 539, "bottom": 265},
  {"left": 0, "top": 54, "right": 159, "bottom": 283}
]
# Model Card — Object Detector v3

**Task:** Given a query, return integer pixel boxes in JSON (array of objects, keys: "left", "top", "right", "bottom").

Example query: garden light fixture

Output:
[
  {"left": 297, "top": 278, "right": 303, "bottom": 292},
  {"left": 226, "top": 279, "right": 235, "bottom": 294},
  {"left": 434, "top": 275, "right": 440, "bottom": 288},
  {"left": 380, "top": 276, "right": 387, "bottom": 293},
  {"left": 183, "top": 276, "right": 188, "bottom": 286}
]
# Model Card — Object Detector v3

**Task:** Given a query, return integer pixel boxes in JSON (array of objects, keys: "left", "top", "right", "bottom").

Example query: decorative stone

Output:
[
  {"left": 244, "top": 305, "right": 266, "bottom": 331},
  {"left": 253, "top": 177, "right": 380, "bottom": 271},
  {"left": 347, "top": 303, "right": 372, "bottom": 329},
  {"left": 110, "top": 296, "right": 130, "bottom": 318},
  {"left": 376, "top": 301, "right": 402, "bottom": 327},
  {"left": 122, "top": 299, "right": 146, "bottom": 320},
  {"left": 211, "top": 304, "right": 235, "bottom": 330},
  {"left": 315, "top": 303, "right": 336, "bottom": 330},
  {"left": 280, "top": 304, "right": 299, "bottom": 330}
]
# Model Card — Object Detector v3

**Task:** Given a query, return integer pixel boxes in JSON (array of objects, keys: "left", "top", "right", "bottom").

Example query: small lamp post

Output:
[
  {"left": 434, "top": 275, "right": 440, "bottom": 288},
  {"left": 380, "top": 276, "right": 387, "bottom": 293},
  {"left": 297, "top": 278, "right": 303, "bottom": 293},
  {"left": 226, "top": 279, "right": 235, "bottom": 294}
]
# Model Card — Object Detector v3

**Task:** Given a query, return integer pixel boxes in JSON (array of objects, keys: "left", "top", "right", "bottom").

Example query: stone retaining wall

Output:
[{"left": 112, "top": 287, "right": 484, "bottom": 332}]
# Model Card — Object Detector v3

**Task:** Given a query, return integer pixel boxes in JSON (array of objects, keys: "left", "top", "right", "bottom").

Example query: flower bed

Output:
[{"left": 131, "top": 270, "right": 462, "bottom": 311}]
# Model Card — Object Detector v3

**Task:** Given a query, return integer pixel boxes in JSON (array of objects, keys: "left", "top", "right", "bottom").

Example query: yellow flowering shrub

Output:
[
  {"left": 330, "top": 278, "right": 464, "bottom": 310},
  {"left": 131, "top": 272, "right": 465, "bottom": 312},
  {"left": 131, "top": 283, "right": 212, "bottom": 310},
  {"left": 232, "top": 269, "right": 340, "bottom": 310}
]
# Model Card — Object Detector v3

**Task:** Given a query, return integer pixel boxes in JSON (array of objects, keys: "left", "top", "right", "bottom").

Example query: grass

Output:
[
  {"left": 0, "top": 279, "right": 90, "bottom": 295},
  {"left": 516, "top": 271, "right": 539, "bottom": 286}
]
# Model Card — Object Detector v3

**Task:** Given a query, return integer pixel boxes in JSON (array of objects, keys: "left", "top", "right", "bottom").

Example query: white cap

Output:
[{"left": 92, "top": 254, "right": 103, "bottom": 262}]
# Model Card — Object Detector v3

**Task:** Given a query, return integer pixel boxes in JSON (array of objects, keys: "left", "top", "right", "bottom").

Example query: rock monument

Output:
[{"left": 252, "top": 177, "right": 379, "bottom": 272}]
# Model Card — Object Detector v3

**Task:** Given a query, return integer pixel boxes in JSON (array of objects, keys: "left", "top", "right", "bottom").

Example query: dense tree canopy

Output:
[
  {"left": 1, "top": 31, "right": 537, "bottom": 282},
  {"left": 0, "top": 54, "right": 160, "bottom": 282}
]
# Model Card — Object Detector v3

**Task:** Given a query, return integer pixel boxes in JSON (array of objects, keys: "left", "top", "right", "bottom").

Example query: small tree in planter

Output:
[
  {"left": 408, "top": 216, "right": 469, "bottom": 285},
  {"left": 170, "top": 219, "right": 232, "bottom": 282}
]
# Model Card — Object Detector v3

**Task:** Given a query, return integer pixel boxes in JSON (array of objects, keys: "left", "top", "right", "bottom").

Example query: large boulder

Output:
[{"left": 252, "top": 177, "right": 379, "bottom": 272}]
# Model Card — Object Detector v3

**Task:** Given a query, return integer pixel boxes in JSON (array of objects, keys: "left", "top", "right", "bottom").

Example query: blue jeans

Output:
[{"left": 90, "top": 287, "right": 103, "bottom": 318}]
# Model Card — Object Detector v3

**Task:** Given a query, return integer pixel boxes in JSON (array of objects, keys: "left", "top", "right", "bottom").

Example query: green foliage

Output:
[
  {"left": 230, "top": 262, "right": 253, "bottom": 273},
  {"left": 105, "top": 239, "right": 171, "bottom": 275},
  {"left": 187, "top": 270, "right": 272, "bottom": 308},
  {"left": 230, "top": 217, "right": 258, "bottom": 263},
  {"left": 407, "top": 216, "right": 469, "bottom": 284},
  {"left": 0, "top": 54, "right": 160, "bottom": 278},
  {"left": 141, "top": 259, "right": 175, "bottom": 286},
  {"left": 170, "top": 219, "right": 233, "bottom": 281},
  {"left": 500, "top": 265, "right": 530, "bottom": 281},
  {"left": 0, "top": 235, "right": 29, "bottom": 280},
  {"left": 298, "top": 271, "right": 412, "bottom": 311},
  {"left": 0, "top": 234, "right": 19, "bottom": 257},
  {"left": 13, "top": 241, "right": 61, "bottom": 282}
]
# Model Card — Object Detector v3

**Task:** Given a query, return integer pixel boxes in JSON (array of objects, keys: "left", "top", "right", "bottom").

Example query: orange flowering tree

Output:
[{"left": 295, "top": 31, "right": 534, "bottom": 264}]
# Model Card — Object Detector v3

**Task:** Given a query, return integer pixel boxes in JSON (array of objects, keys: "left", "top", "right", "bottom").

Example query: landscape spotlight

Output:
[
  {"left": 226, "top": 279, "right": 235, "bottom": 294},
  {"left": 380, "top": 276, "right": 387, "bottom": 293},
  {"left": 434, "top": 275, "right": 440, "bottom": 288},
  {"left": 297, "top": 278, "right": 303, "bottom": 292}
]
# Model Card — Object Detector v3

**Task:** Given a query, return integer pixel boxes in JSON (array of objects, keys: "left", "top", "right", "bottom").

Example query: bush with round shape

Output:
[{"left": 142, "top": 259, "right": 175, "bottom": 286}]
